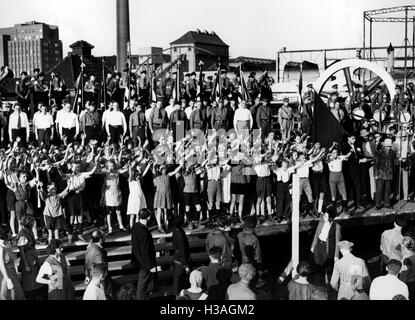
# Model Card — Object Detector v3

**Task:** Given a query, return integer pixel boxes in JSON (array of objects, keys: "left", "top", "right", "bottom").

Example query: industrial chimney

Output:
[
  {"left": 116, "top": 0, "right": 130, "bottom": 76},
  {"left": 386, "top": 43, "right": 394, "bottom": 73}
]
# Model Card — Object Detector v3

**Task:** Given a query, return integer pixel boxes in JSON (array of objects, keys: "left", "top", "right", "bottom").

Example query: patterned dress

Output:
[
  {"left": 102, "top": 172, "right": 122, "bottom": 208},
  {"left": 153, "top": 174, "right": 173, "bottom": 209}
]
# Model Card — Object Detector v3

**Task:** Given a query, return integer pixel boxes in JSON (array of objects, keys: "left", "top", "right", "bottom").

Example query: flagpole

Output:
[
  {"left": 80, "top": 55, "right": 84, "bottom": 115},
  {"left": 102, "top": 57, "right": 107, "bottom": 110},
  {"left": 127, "top": 41, "right": 131, "bottom": 110},
  {"left": 176, "top": 59, "right": 181, "bottom": 103},
  {"left": 292, "top": 168, "right": 300, "bottom": 277}
]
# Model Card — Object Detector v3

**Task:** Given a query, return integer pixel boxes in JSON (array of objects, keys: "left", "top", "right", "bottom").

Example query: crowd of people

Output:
[{"left": 0, "top": 64, "right": 415, "bottom": 301}]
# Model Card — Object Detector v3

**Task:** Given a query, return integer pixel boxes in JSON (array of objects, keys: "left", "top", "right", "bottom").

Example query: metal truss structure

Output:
[{"left": 363, "top": 5, "right": 415, "bottom": 87}]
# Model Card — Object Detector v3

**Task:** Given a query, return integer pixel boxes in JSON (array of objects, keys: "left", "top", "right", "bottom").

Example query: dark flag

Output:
[
  {"left": 312, "top": 93, "right": 346, "bottom": 148},
  {"left": 197, "top": 60, "right": 204, "bottom": 97},
  {"left": 72, "top": 62, "right": 85, "bottom": 114},
  {"left": 238, "top": 70, "right": 249, "bottom": 104},
  {"left": 210, "top": 67, "right": 221, "bottom": 102},
  {"left": 298, "top": 64, "right": 303, "bottom": 103}
]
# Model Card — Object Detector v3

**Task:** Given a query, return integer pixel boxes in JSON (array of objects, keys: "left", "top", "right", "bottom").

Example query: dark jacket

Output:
[
  {"left": 131, "top": 222, "right": 157, "bottom": 271},
  {"left": 311, "top": 217, "right": 341, "bottom": 261},
  {"left": 374, "top": 146, "right": 395, "bottom": 180},
  {"left": 172, "top": 227, "right": 191, "bottom": 267}
]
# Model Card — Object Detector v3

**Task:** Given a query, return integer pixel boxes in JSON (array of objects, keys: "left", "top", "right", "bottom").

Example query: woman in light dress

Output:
[
  {"left": 100, "top": 160, "right": 128, "bottom": 233},
  {"left": 127, "top": 160, "right": 152, "bottom": 228}
]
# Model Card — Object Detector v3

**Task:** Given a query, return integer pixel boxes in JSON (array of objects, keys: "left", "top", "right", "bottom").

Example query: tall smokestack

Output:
[
  {"left": 116, "top": 0, "right": 130, "bottom": 75},
  {"left": 386, "top": 43, "right": 394, "bottom": 73}
]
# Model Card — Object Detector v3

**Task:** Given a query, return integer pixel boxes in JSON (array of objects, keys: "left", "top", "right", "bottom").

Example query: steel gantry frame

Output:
[{"left": 363, "top": 5, "right": 415, "bottom": 87}]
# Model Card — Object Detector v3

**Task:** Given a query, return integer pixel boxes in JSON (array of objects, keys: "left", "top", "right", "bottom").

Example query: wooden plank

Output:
[{"left": 68, "top": 252, "right": 209, "bottom": 277}]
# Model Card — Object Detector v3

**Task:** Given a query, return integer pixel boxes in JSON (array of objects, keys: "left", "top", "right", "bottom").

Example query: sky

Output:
[{"left": 0, "top": 0, "right": 412, "bottom": 59}]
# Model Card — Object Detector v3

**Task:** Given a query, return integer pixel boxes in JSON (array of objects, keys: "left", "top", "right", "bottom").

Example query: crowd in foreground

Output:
[
  {"left": 1, "top": 209, "right": 414, "bottom": 301},
  {"left": 0, "top": 67, "right": 415, "bottom": 300}
]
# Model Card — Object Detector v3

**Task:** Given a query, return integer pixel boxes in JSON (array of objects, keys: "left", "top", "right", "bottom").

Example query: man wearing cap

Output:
[
  {"left": 220, "top": 69, "right": 232, "bottom": 99},
  {"left": 256, "top": 100, "right": 272, "bottom": 138},
  {"left": 247, "top": 72, "right": 258, "bottom": 101},
  {"left": 80, "top": 101, "right": 101, "bottom": 143},
  {"left": 373, "top": 137, "right": 395, "bottom": 210},
  {"left": 33, "top": 72, "right": 49, "bottom": 111},
  {"left": 84, "top": 75, "right": 99, "bottom": 107},
  {"left": 170, "top": 99, "right": 187, "bottom": 142},
  {"left": 33, "top": 103, "right": 54, "bottom": 148},
  {"left": 163, "top": 72, "right": 176, "bottom": 102},
  {"left": 137, "top": 70, "right": 150, "bottom": 106},
  {"left": 149, "top": 100, "right": 168, "bottom": 135},
  {"left": 278, "top": 97, "right": 293, "bottom": 141},
  {"left": 391, "top": 85, "right": 404, "bottom": 116},
  {"left": 211, "top": 99, "right": 228, "bottom": 131},
  {"left": 358, "top": 129, "right": 376, "bottom": 204},
  {"left": 128, "top": 102, "right": 146, "bottom": 147},
  {"left": 15, "top": 71, "right": 31, "bottom": 114},
  {"left": 204, "top": 75, "right": 214, "bottom": 100},
  {"left": 8, "top": 103, "right": 29, "bottom": 147},
  {"left": 131, "top": 209, "right": 157, "bottom": 300},
  {"left": 370, "top": 259, "right": 409, "bottom": 300},
  {"left": 186, "top": 72, "right": 197, "bottom": 101},
  {"left": 330, "top": 240, "right": 370, "bottom": 300},
  {"left": 189, "top": 99, "right": 205, "bottom": 132},
  {"left": 50, "top": 72, "right": 66, "bottom": 108},
  {"left": 206, "top": 221, "right": 234, "bottom": 269},
  {"left": 370, "top": 86, "right": 387, "bottom": 116},
  {"left": 108, "top": 72, "right": 123, "bottom": 108}
]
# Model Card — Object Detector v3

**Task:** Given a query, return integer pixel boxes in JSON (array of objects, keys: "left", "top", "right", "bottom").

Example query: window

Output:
[
  {"left": 188, "top": 46, "right": 192, "bottom": 52},
  {"left": 173, "top": 47, "right": 177, "bottom": 52}
]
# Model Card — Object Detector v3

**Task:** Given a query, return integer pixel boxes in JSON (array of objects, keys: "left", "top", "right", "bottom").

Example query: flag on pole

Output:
[
  {"left": 210, "top": 67, "right": 221, "bottom": 102},
  {"left": 298, "top": 63, "right": 304, "bottom": 112},
  {"left": 312, "top": 94, "right": 346, "bottom": 148},
  {"left": 197, "top": 60, "right": 204, "bottom": 97},
  {"left": 72, "top": 62, "right": 85, "bottom": 114},
  {"left": 238, "top": 71, "right": 249, "bottom": 104}
]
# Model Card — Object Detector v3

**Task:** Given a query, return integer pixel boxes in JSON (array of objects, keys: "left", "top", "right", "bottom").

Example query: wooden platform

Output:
[{"left": 11, "top": 199, "right": 415, "bottom": 298}]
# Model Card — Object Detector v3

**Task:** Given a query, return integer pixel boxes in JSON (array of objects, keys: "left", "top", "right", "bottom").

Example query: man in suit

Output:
[
  {"left": 84, "top": 230, "right": 115, "bottom": 299},
  {"left": 302, "top": 84, "right": 314, "bottom": 136},
  {"left": 131, "top": 208, "right": 157, "bottom": 300},
  {"left": 311, "top": 208, "right": 341, "bottom": 281},
  {"left": 342, "top": 134, "right": 366, "bottom": 213}
]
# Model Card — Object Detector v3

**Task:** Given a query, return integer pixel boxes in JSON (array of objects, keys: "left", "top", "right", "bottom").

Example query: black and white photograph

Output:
[{"left": 0, "top": 0, "right": 415, "bottom": 312}]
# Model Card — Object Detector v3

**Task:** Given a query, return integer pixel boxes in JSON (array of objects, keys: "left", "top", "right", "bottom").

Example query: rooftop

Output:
[
  {"left": 70, "top": 40, "right": 95, "bottom": 50},
  {"left": 170, "top": 30, "right": 228, "bottom": 47}
]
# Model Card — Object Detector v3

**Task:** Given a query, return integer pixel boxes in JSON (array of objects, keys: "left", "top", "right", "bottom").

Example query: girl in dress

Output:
[
  {"left": 127, "top": 159, "right": 152, "bottom": 229},
  {"left": 36, "top": 239, "right": 75, "bottom": 300},
  {"left": 0, "top": 157, "right": 19, "bottom": 238},
  {"left": 100, "top": 159, "right": 128, "bottom": 233},
  {"left": 17, "top": 216, "right": 44, "bottom": 300},
  {"left": 153, "top": 163, "right": 183, "bottom": 233},
  {"left": 0, "top": 225, "right": 26, "bottom": 300}
]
